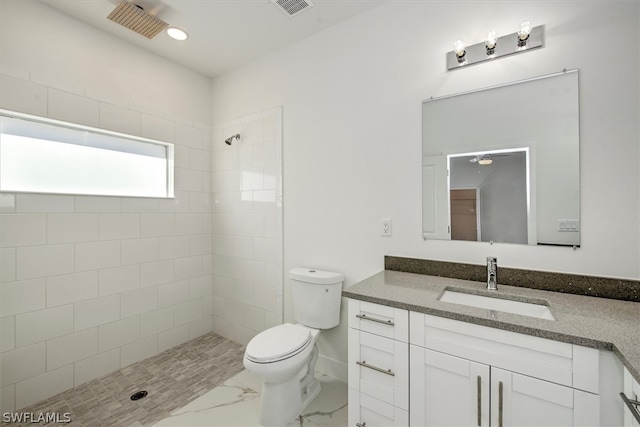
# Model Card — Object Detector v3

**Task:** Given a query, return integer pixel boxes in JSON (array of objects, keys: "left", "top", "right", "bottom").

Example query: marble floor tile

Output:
[{"left": 151, "top": 370, "right": 348, "bottom": 427}]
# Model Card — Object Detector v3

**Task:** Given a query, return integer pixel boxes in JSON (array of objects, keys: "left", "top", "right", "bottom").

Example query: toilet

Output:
[{"left": 243, "top": 268, "right": 344, "bottom": 427}]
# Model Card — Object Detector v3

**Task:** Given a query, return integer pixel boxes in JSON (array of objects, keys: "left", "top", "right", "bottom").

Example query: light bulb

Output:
[
  {"left": 518, "top": 21, "right": 532, "bottom": 41},
  {"left": 485, "top": 30, "right": 497, "bottom": 55},
  {"left": 453, "top": 40, "right": 466, "bottom": 59},
  {"left": 167, "top": 27, "right": 188, "bottom": 41}
]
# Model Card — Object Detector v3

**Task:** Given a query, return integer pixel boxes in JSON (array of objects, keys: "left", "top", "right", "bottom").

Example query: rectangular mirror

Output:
[{"left": 422, "top": 70, "right": 580, "bottom": 246}]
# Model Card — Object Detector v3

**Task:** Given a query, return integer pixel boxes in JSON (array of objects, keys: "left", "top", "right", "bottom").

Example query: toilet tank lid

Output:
[{"left": 289, "top": 268, "right": 343, "bottom": 285}]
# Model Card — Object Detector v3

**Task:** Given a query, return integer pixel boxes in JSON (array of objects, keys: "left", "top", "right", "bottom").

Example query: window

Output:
[{"left": 0, "top": 110, "right": 174, "bottom": 198}]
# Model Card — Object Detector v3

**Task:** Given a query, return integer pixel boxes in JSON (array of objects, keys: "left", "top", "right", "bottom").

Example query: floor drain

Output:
[{"left": 130, "top": 390, "right": 148, "bottom": 401}]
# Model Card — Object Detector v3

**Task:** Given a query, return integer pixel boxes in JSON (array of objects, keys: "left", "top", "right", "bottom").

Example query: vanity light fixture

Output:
[
  {"left": 447, "top": 21, "right": 544, "bottom": 71},
  {"left": 167, "top": 26, "right": 188, "bottom": 41}
]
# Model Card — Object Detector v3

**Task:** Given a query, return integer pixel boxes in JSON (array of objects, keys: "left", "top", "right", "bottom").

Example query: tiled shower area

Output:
[{"left": 0, "top": 69, "right": 284, "bottom": 419}]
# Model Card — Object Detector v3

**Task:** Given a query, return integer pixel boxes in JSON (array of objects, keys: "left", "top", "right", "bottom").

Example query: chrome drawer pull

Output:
[
  {"left": 356, "top": 360, "right": 395, "bottom": 376},
  {"left": 356, "top": 423, "right": 366, "bottom": 427},
  {"left": 498, "top": 381, "right": 504, "bottom": 427},
  {"left": 477, "top": 375, "right": 482, "bottom": 426},
  {"left": 356, "top": 313, "right": 395, "bottom": 326},
  {"left": 621, "top": 392, "right": 640, "bottom": 423}
]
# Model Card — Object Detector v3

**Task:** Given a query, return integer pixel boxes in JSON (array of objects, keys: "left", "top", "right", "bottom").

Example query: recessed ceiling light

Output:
[{"left": 167, "top": 27, "right": 188, "bottom": 41}]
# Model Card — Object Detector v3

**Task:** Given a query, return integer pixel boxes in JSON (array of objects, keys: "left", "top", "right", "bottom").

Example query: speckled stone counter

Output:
[{"left": 342, "top": 270, "right": 640, "bottom": 383}]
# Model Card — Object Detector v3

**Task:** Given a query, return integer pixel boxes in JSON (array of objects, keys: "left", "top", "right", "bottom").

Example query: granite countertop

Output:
[{"left": 343, "top": 270, "right": 640, "bottom": 383}]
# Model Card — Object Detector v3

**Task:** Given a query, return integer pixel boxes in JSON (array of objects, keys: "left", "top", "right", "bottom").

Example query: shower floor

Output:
[{"left": 5, "top": 332, "right": 245, "bottom": 427}]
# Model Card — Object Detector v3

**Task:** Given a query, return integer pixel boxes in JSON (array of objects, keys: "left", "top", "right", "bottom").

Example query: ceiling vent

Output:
[
  {"left": 107, "top": 2, "right": 169, "bottom": 39},
  {"left": 271, "top": 0, "right": 314, "bottom": 17}
]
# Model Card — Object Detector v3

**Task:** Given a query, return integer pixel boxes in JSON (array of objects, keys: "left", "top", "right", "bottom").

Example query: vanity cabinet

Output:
[
  {"left": 409, "top": 312, "right": 601, "bottom": 426},
  {"left": 623, "top": 367, "right": 640, "bottom": 427},
  {"left": 348, "top": 299, "right": 409, "bottom": 426}
]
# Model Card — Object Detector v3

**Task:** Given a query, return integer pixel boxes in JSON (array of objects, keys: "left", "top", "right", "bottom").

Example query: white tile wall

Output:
[
  {"left": 211, "top": 108, "right": 283, "bottom": 345},
  {"left": 0, "top": 71, "right": 214, "bottom": 411}
]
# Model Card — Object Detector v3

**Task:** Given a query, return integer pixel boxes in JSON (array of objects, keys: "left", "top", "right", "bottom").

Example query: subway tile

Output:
[
  {"left": 73, "top": 348, "right": 120, "bottom": 386},
  {"left": 175, "top": 123, "right": 205, "bottom": 149},
  {"left": 189, "top": 276, "right": 212, "bottom": 299},
  {"left": 121, "top": 237, "right": 158, "bottom": 265},
  {"left": 74, "top": 295, "right": 120, "bottom": 331},
  {"left": 0, "top": 214, "right": 46, "bottom": 247},
  {"left": 157, "top": 325, "right": 188, "bottom": 353},
  {"left": 0, "top": 342, "right": 46, "bottom": 387},
  {"left": 189, "top": 148, "right": 211, "bottom": 172},
  {"left": 174, "top": 168, "right": 203, "bottom": 192},
  {"left": 0, "top": 248, "right": 16, "bottom": 283},
  {"left": 140, "top": 213, "right": 174, "bottom": 237},
  {"left": 158, "top": 235, "right": 189, "bottom": 260},
  {"left": 140, "top": 260, "right": 174, "bottom": 287},
  {"left": 241, "top": 168, "right": 264, "bottom": 191},
  {"left": 141, "top": 113, "right": 174, "bottom": 143},
  {"left": 188, "top": 316, "right": 212, "bottom": 340},
  {"left": 174, "top": 213, "right": 203, "bottom": 236},
  {"left": 189, "top": 191, "right": 212, "bottom": 213},
  {"left": 241, "top": 118, "right": 263, "bottom": 145},
  {"left": 1, "top": 316, "right": 15, "bottom": 352},
  {"left": 202, "top": 254, "right": 213, "bottom": 276},
  {"left": 75, "top": 240, "right": 120, "bottom": 272},
  {"left": 213, "top": 213, "right": 243, "bottom": 235},
  {"left": 0, "top": 384, "right": 14, "bottom": 413},
  {"left": 214, "top": 235, "right": 252, "bottom": 259},
  {"left": 253, "top": 237, "right": 277, "bottom": 263},
  {"left": 120, "top": 197, "right": 159, "bottom": 213},
  {"left": 158, "top": 190, "right": 190, "bottom": 213},
  {"left": 121, "top": 286, "right": 157, "bottom": 319},
  {"left": 174, "top": 299, "right": 201, "bottom": 326},
  {"left": 253, "top": 141, "right": 277, "bottom": 167},
  {"left": 46, "top": 328, "right": 98, "bottom": 370},
  {"left": 16, "top": 194, "right": 75, "bottom": 213},
  {"left": 254, "top": 285, "right": 277, "bottom": 312},
  {"left": 99, "top": 213, "right": 140, "bottom": 240},
  {"left": 48, "top": 89, "right": 99, "bottom": 127},
  {"left": 140, "top": 307, "right": 174, "bottom": 338},
  {"left": 233, "top": 281, "right": 254, "bottom": 306},
  {"left": 241, "top": 259, "right": 265, "bottom": 284},
  {"left": 242, "top": 214, "right": 265, "bottom": 237},
  {"left": 74, "top": 196, "right": 121, "bottom": 213},
  {"left": 202, "top": 213, "right": 212, "bottom": 234},
  {"left": 120, "top": 335, "right": 157, "bottom": 368},
  {"left": 212, "top": 255, "right": 244, "bottom": 280},
  {"left": 0, "top": 194, "right": 16, "bottom": 213},
  {"left": 15, "top": 305, "right": 73, "bottom": 347},
  {"left": 173, "top": 145, "right": 190, "bottom": 169},
  {"left": 98, "top": 316, "right": 139, "bottom": 352},
  {"left": 0, "top": 278, "right": 45, "bottom": 317},
  {"left": 98, "top": 264, "right": 140, "bottom": 297},
  {"left": 174, "top": 256, "right": 202, "bottom": 281},
  {"left": 99, "top": 102, "right": 140, "bottom": 136},
  {"left": 213, "top": 275, "right": 234, "bottom": 300},
  {"left": 46, "top": 271, "right": 98, "bottom": 307},
  {"left": 15, "top": 365, "right": 73, "bottom": 409},
  {"left": 202, "top": 295, "right": 213, "bottom": 317},
  {"left": 189, "top": 234, "right": 211, "bottom": 256},
  {"left": 16, "top": 244, "right": 74, "bottom": 280},
  {"left": 47, "top": 214, "right": 99, "bottom": 243},
  {"left": 0, "top": 74, "right": 47, "bottom": 116},
  {"left": 242, "top": 305, "right": 265, "bottom": 331},
  {"left": 157, "top": 280, "right": 188, "bottom": 308}
]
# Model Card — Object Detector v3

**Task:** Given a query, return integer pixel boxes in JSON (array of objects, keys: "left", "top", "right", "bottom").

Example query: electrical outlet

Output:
[{"left": 381, "top": 218, "right": 392, "bottom": 236}]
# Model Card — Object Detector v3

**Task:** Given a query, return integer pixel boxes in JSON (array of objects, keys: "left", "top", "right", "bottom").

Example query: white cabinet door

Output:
[
  {"left": 491, "top": 368, "right": 599, "bottom": 427},
  {"left": 410, "top": 345, "right": 490, "bottom": 427}
]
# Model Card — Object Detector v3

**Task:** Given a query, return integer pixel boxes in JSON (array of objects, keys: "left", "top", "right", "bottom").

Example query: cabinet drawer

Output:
[
  {"left": 410, "top": 312, "right": 599, "bottom": 393},
  {"left": 348, "top": 299, "right": 408, "bottom": 342},
  {"left": 348, "top": 388, "right": 408, "bottom": 427},
  {"left": 348, "top": 328, "right": 409, "bottom": 410}
]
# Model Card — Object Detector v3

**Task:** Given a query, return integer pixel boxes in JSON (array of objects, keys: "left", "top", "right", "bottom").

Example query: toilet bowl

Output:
[{"left": 243, "top": 268, "right": 343, "bottom": 427}]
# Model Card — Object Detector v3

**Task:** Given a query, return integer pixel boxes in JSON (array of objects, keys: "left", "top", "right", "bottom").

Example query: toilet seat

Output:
[{"left": 246, "top": 324, "right": 312, "bottom": 364}]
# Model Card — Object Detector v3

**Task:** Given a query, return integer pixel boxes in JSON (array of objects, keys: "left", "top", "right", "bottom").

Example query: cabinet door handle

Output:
[
  {"left": 498, "top": 381, "right": 504, "bottom": 427},
  {"left": 356, "top": 313, "right": 395, "bottom": 326},
  {"left": 620, "top": 392, "right": 640, "bottom": 424},
  {"left": 356, "top": 360, "right": 395, "bottom": 376},
  {"left": 356, "top": 423, "right": 366, "bottom": 427},
  {"left": 477, "top": 375, "right": 482, "bottom": 426}
]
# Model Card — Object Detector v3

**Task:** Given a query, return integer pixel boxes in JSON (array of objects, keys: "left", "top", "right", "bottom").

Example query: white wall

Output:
[
  {"left": 0, "top": 1, "right": 213, "bottom": 411},
  {"left": 210, "top": 1, "right": 640, "bottom": 373}
]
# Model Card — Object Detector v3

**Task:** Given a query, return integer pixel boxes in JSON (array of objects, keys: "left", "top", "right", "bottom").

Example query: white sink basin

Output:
[{"left": 439, "top": 290, "right": 555, "bottom": 320}]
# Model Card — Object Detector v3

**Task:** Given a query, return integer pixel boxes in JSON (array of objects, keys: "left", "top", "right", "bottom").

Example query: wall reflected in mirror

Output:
[{"left": 422, "top": 70, "right": 580, "bottom": 246}]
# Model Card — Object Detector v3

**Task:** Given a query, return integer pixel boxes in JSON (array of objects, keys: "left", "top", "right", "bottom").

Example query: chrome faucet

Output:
[{"left": 487, "top": 257, "right": 498, "bottom": 290}]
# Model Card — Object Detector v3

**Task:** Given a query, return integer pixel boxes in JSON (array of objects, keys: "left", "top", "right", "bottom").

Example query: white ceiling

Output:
[{"left": 40, "top": 0, "right": 385, "bottom": 78}]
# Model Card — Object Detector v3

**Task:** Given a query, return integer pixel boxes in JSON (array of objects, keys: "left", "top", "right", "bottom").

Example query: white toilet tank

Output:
[{"left": 290, "top": 268, "right": 343, "bottom": 329}]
